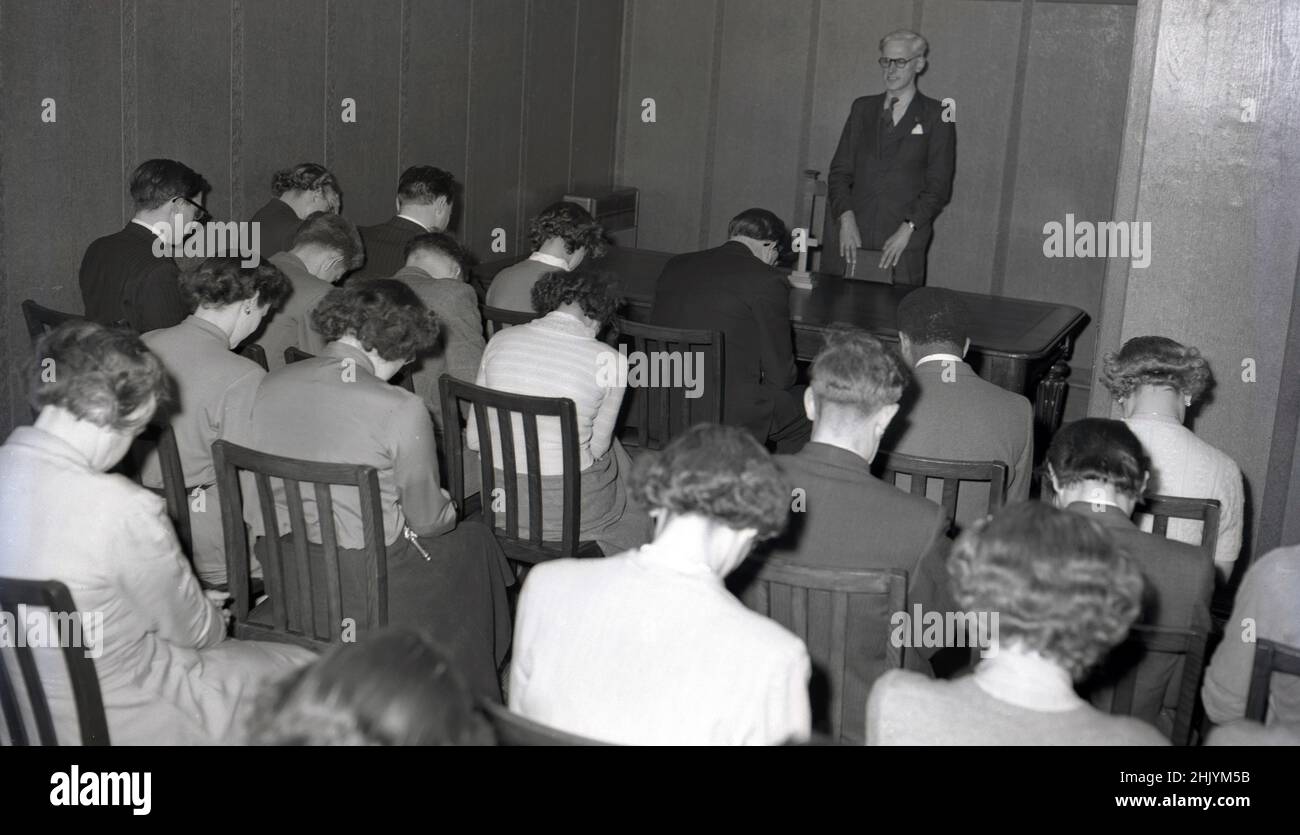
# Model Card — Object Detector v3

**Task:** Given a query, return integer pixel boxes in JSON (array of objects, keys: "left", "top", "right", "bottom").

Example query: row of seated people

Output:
[{"left": 1, "top": 310, "right": 1292, "bottom": 744}]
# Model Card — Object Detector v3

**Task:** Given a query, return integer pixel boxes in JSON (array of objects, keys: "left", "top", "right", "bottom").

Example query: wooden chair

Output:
[
  {"left": 1136, "top": 494, "right": 1222, "bottom": 564},
  {"left": 283, "top": 346, "right": 415, "bottom": 393},
  {"left": 873, "top": 452, "right": 1008, "bottom": 525},
  {"left": 1245, "top": 638, "right": 1300, "bottom": 723},
  {"left": 482, "top": 305, "right": 538, "bottom": 338},
  {"left": 212, "top": 439, "right": 388, "bottom": 652},
  {"left": 731, "top": 557, "right": 907, "bottom": 745},
  {"left": 1104, "top": 624, "right": 1209, "bottom": 746},
  {"left": 238, "top": 343, "right": 268, "bottom": 371},
  {"left": 135, "top": 422, "right": 194, "bottom": 559},
  {"left": 0, "top": 578, "right": 109, "bottom": 745},
  {"left": 479, "top": 700, "right": 611, "bottom": 746},
  {"left": 439, "top": 375, "right": 602, "bottom": 568},
  {"left": 21, "top": 299, "right": 83, "bottom": 345},
  {"left": 614, "top": 319, "right": 723, "bottom": 451}
]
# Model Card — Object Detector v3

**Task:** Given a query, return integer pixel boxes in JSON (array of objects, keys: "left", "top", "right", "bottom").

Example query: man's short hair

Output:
[
  {"left": 291, "top": 211, "right": 365, "bottom": 269},
  {"left": 405, "top": 231, "right": 471, "bottom": 271},
  {"left": 810, "top": 328, "right": 909, "bottom": 419},
  {"left": 271, "top": 162, "right": 339, "bottom": 198},
  {"left": 396, "top": 165, "right": 457, "bottom": 206},
  {"left": 130, "top": 159, "right": 210, "bottom": 211},
  {"left": 896, "top": 287, "right": 970, "bottom": 350},
  {"left": 1047, "top": 418, "right": 1148, "bottom": 498},
  {"left": 528, "top": 201, "right": 607, "bottom": 257},
  {"left": 727, "top": 208, "right": 787, "bottom": 244},
  {"left": 879, "top": 28, "right": 929, "bottom": 58}
]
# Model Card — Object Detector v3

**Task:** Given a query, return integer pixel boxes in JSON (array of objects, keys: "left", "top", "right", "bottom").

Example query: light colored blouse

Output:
[
  {"left": 469, "top": 310, "right": 628, "bottom": 475},
  {"left": 1125, "top": 414, "right": 1244, "bottom": 571}
]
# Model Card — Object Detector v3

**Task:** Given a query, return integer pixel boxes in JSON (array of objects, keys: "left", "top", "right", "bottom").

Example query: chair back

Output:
[
  {"left": 1245, "top": 638, "right": 1300, "bottom": 723},
  {"left": 614, "top": 318, "right": 723, "bottom": 450},
  {"left": 732, "top": 557, "right": 907, "bottom": 745},
  {"left": 20, "top": 300, "right": 83, "bottom": 346},
  {"left": 134, "top": 422, "right": 194, "bottom": 558},
  {"left": 873, "top": 452, "right": 1008, "bottom": 525},
  {"left": 482, "top": 305, "right": 538, "bottom": 338},
  {"left": 238, "top": 343, "right": 269, "bottom": 371},
  {"left": 283, "top": 346, "right": 414, "bottom": 393},
  {"left": 1136, "top": 494, "right": 1222, "bottom": 564},
  {"left": 212, "top": 440, "right": 388, "bottom": 651},
  {"left": 480, "top": 700, "right": 610, "bottom": 746},
  {"left": 1104, "top": 625, "right": 1209, "bottom": 746},
  {"left": 0, "top": 578, "right": 109, "bottom": 745},
  {"left": 439, "top": 375, "right": 590, "bottom": 564}
]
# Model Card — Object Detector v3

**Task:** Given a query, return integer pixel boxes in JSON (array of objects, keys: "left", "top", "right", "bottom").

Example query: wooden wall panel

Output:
[
  {"left": 570, "top": 0, "right": 624, "bottom": 191},
  {"left": 403, "top": 0, "right": 472, "bottom": 202},
  {"left": 520, "top": 0, "right": 579, "bottom": 234}
]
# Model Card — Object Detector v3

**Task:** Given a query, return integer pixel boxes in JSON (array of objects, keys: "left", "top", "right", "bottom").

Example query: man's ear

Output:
[
  {"left": 898, "top": 333, "right": 913, "bottom": 364},
  {"left": 394, "top": 196, "right": 402, "bottom": 214},
  {"left": 803, "top": 386, "right": 817, "bottom": 421},
  {"left": 962, "top": 337, "right": 971, "bottom": 359},
  {"left": 875, "top": 402, "right": 901, "bottom": 435},
  {"left": 1045, "top": 463, "right": 1061, "bottom": 497},
  {"left": 1138, "top": 471, "right": 1150, "bottom": 498},
  {"left": 914, "top": 55, "right": 928, "bottom": 74}
]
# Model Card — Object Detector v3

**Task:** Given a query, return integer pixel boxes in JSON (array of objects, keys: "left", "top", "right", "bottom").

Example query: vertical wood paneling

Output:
[
  {"left": 240, "top": 0, "right": 328, "bottom": 219},
  {"left": 570, "top": 0, "right": 624, "bottom": 190},
  {"left": 464, "top": 0, "right": 527, "bottom": 257},
  {"left": 328, "top": 0, "right": 403, "bottom": 226},
  {"left": 136, "top": 0, "right": 234, "bottom": 219},
  {"left": 403, "top": 0, "right": 471, "bottom": 199},
  {"left": 520, "top": 0, "right": 579, "bottom": 235}
]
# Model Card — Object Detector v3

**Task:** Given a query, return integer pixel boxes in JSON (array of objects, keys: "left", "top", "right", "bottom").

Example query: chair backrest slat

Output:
[
  {"left": 496, "top": 406, "right": 519, "bottom": 538},
  {"left": 1137, "top": 494, "right": 1221, "bottom": 563},
  {"left": 21, "top": 299, "right": 84, "bottom": 345},
  {"left": 874, "top": 452, "right": 1009, "bottom": 524},
  {"left": 523, "top": 415, "right": 544, "bottom": 542},
  {"left": 1104, "top": 625, "right": 1208, "bottom": 746},
  {"left": 282, "top": 478, "right": 316, "bottom": 637},
  {"left": 614, "top": 318, "right": 724, "bottom": 451},
  {"left": 1245, "top": 638, "right": 1300, "bottom": 722},
  {"left": 482, "top": 305, "right": 539, "bottom": 338},
  {"left": 314, "top": 481, "right": 344, "bottom": 641}
]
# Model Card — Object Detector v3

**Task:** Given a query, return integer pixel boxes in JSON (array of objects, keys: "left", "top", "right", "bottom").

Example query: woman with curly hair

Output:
[
  {"left": 508, "top": 424, "right": 812, "bottom": 745},
  {"left": 142, "top": 257, "right": 292, "bottom": 586},
  {"left": 0, "top": 321, "right": 314, "bottom": 744},
  {"left": 469, "top": 267, "right": 651, "bottom": 554},
  {"left": 249, "top": 162, "right": 342, "bottom": 256},
  {"left": 866, "top": 502, "right": 1167, "bottom": 745},
  {"left": 1100, "top": 336, "right": 1243, "bottom": 578},
  {"left": 247, "top": 628, "right": 493, "bottom": 746},
  {"left": 243, "top": 279, "right": 514, "bottom": 702},
  {"left": 484, "top": 200, "right": 607, "bottom": 312}
]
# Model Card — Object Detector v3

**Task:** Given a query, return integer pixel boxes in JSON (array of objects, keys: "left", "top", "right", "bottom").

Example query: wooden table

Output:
[{"left": 475, "top": 247, "right": 1089, "bottom": 441}]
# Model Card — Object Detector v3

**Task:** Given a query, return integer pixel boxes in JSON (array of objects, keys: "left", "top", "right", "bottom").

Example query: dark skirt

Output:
[{"left": 253, "top": 520, "right": 514, "bottom": 702}]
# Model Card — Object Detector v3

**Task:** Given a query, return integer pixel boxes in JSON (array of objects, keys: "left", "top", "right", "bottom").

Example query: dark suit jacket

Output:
[
  {"left": 750, "top": 442, "right": 953, "bottom": 743},
  {"left": 882, "top": 359, "right": 1034, "bottom": 528},
  {"left": 356, "top": 216, "right": 428, "bottom": 280},
  {"left": 249, "top": 198, "right": 303, "bottom": 259},
  {"left": 650, "top": 241, "right": 798, "bottom": 439},
  {"left": 78, "top": 223, "right": 186, "bottom": 331},
  {"left": 827, "top": 91, "right": 955, "bottom": 250},
  {"left": 1070, "top": 503, "right": 1215, "bottom": 735}
]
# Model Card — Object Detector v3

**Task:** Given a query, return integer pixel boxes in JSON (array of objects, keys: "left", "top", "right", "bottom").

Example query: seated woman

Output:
[
  {"left": 243, "top": 279, "right": 513, "bottom": 701},
  {"left": 1100, "top": 336, "right": 1244, "bottom": 579},
  {"left": 509, "top": 424, "right": 812, "bottom": 745},
  {"left": 0, "top": 321, "right": 314, "bottom": 745},
  {"left": 142, "top": 257, "right": 291, "bottom": 586},
  {"left": 867, "top": 502, "right": 1168, "bottom": 746},
  {"left": 247, "top": 627, "right": 493, "bottom": 745},
  {"left": 468, "top": 268, "right": 651, "bottom": 554}
]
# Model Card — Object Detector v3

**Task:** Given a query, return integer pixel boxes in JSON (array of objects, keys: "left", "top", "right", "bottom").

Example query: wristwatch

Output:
[{"left": 903, "top": 219, "right": 916, "bottom": 231}]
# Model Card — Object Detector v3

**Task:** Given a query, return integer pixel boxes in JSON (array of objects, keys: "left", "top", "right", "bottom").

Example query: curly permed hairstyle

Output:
[
  {"left": 949, "top": 502, "right": 1144, "bottom": 680},
  {"left": 528, "top": 201, "right": 607, "bottom": 258},
  {"left": 180, "top": 257, "right": 293, "bottom": 313},
  {"left": 1099, "top": 336, "right": 1213, "bottom": 403},
  {"left": 27, "top": 320, "right": 170, "bottom": 432},
  {"left": 530, "top": 267, "right": 622, "bottom": 327},
  {"left": 630, "top": 424, "right": 790, "bottom": 540},
  {"left": 311, "top": 278, "right": 441, "bottom": 362},
  {"left": 246, "top": 628, "right": 494, "bottom": 746},
  {"left": 270, "top": 162, "right": 339, "bottom": 198}
]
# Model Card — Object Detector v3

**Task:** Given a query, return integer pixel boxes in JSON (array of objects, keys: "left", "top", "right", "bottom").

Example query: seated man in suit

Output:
[
  {"left": 760, "top": 329, "right": 952, "bottom": 741},
  {"left": 882, "top": 287, "right": 1033, "bottom": 528},
  {"left": 485, "top": 201, "right": 606, "bottom": 313},
  {"left": 1047, "top": 418, "right": 1214, "bottom": 737},
  {"left": 249, "top": 162, "right": 341, "bottom": 257},
  {"left": 391, "top": 232, "right": 485, "bottom": 428},
  {"left": 79, "top": 158, "right": 210, "bottom": 332},
  {"left": 253, "top": 211, "right": 364, "bottom": 370},
  {"left": 651, "top": 208, "right": 809, "bottom": 452},
  {"left": 356, "top": 165, "right": 457, "bottom": 279}
]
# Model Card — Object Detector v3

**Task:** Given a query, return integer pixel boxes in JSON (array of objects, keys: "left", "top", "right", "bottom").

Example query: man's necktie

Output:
[
  {"left": 885, "top": 96, "right": 899, "bottom": 126},
  {"left": 878, "top": 97, "right": 899, "bottom": 159}
]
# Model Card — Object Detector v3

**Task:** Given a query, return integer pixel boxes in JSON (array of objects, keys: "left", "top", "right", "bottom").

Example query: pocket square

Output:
[{"left": 910, "top": 123, "right": 924, "bottom": 135}]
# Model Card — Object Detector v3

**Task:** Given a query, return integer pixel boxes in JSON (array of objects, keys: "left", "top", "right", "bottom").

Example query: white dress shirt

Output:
[{"left": 395, "top": 213, "right": 431, "bottom": 232}]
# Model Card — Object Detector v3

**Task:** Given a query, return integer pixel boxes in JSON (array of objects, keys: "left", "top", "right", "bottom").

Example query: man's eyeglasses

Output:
[
  {"left": 878, "top": 57, "right": 916, "bottom": 70},
  {"left": 175, "top": 195, "right": 211, "bottom": 223}
]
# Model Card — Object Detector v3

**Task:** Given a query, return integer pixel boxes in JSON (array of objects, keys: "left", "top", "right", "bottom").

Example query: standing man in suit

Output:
[
  {"left": 828, "top": 29, "right": 955, "bottom": 285},
  {"left": 1047, "top": 418, "right": 1215, "bottom": 734},
  {"left": 651, "top": 208, "right": 809, "bottom": 452},
  {"left": 248, "top": 162, "right": 341, "bottom": 258},
  {"left": 79, "top": 158, "right": 210, "bottom": 331},
  {"left": 356, "top": 165, "right": 457, "bottom": 280},
  {"left": 883, "top": 287, "right": 1033, "bottom": 528},
  {"left": 485, "top": 201, "right": 606, "bottom": 313}
]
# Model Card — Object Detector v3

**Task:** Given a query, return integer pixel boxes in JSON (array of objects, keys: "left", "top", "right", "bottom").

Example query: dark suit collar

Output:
[
  {"left": 794, "top": 441, "right": 875, "bottom": 478},
  {"left": 390, "top": 215, "right": 429, "bottom": 234},
  {"left": 122, "top": 221, "right": 159, "bottom": 242},
  {"left": 1065, "top": 501, "right": 1137, "bottom": 530},
  {"left": 913, "top": 358, "right": 976, "bottom": 379},
  {"left": 718, "top": 240, "right": 759, "bottom": 260}
]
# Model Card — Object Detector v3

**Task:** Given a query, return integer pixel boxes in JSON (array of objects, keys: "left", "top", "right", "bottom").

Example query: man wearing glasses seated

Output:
[
  {"left": 79, "top": 158, "right": 211, "bottom": 331},
  {"left": 827, "top": 29, "right": 955, "bottom": 285}
]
